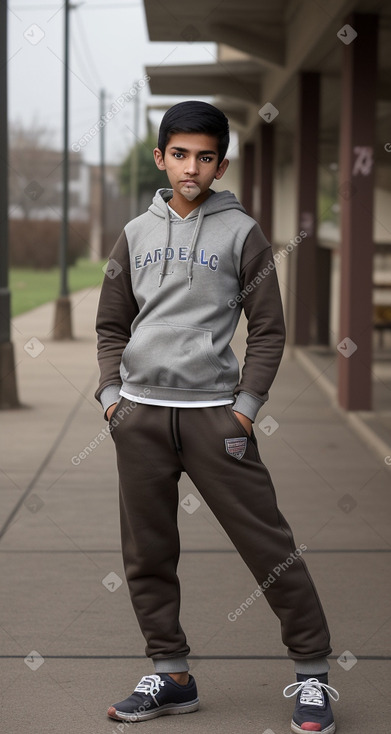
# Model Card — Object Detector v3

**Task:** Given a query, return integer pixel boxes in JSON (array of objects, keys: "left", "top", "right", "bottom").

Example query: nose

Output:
[{"left": 184, "top": 156, "right": 198, "bottom": 175}]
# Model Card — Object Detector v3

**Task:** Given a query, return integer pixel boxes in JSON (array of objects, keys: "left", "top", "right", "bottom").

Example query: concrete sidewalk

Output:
[
  {"left": 1, "top": 287, "right": 390, "bottom": 734},
  {"left": 295, "top": 345, "right": 391, "bottom": 464}
]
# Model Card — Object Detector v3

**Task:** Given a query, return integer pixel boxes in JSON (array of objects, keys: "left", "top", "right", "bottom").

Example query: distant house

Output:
[{"left": 9, "top": 147, "right": 90, "bottom": 222}]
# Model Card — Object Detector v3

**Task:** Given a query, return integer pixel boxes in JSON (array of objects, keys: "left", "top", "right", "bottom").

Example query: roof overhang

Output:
[
  {"left": 143, "top": 0, "right": 378, "bottom": 107},
  {"left": 146, "top": 61, "right": 261, "bottom": 105},
  {"left": 143, "top": 0, "right": 391, "bottom": 150},
  {"left": 143, "top": 0, "right": 286, "bottom": 69}
]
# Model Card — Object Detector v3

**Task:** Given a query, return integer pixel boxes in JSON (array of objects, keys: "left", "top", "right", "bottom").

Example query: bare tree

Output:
[{"left": 9, "top": 119, "right": 64, "bottom": 219}]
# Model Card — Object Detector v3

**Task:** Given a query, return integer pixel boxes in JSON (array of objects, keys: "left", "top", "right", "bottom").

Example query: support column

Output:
[
  {"left": 338, "top": 14, "right": 378, "bottom": 411},
  {"left": 241, "top": 142, "right": 255, "bottom": 217},
  {"left": 0, "top": 2, "right": 19, "bottom": 409},
  {"left": 293, "top": 72, "right": 320, "bottom": 345},
  {"left": 258, "top": 123, "right": 274, "bottom": 242},
  {"left": 316, "top": 246, "right": 331, "bottom": 345}
]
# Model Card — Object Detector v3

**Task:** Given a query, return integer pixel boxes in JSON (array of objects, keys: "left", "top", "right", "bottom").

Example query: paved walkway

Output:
[
  {"left": 1, "top": 287, "right": 390, "bottom": 734},
  {"left": 295, "top": 344, "right": 391, "bottom": 462}
]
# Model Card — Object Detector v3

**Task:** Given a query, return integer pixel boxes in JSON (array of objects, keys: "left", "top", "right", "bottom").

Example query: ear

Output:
[
  {"left": 215, "top": 158, "right": 229, "bottom": 180},
  {"left": 153, "top": 147, "right": 166, "bottom": 171}
]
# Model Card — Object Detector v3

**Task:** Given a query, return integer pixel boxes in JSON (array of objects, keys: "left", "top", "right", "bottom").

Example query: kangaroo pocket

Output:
[{"left": 120, "top": 323, "right": 230, "bottom": 390}]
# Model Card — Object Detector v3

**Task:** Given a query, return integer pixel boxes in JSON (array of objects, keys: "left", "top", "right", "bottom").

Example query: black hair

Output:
[{"left": 157, "top": 101, "right": 229, "bottom": 165}]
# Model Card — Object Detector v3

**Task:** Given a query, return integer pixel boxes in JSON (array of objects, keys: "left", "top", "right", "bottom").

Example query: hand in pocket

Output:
[
  {"left": 106, "top": 403, "right": 118, "bottom": 422},
  {"left": 233, "top": 410, "right": 252, "bottom": 437}
]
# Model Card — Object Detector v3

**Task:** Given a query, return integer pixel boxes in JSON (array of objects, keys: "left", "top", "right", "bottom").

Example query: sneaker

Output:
[
  {"left": 107, "top": 673, "right": 199, "bottom": 722},
  {"left": 283, "top": 674, "right": 339, "bottom": 734}
]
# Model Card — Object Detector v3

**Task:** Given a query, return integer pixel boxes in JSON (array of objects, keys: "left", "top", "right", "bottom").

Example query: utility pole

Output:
[
  {"left": 99, "top": 88, "right": 106, "bottom": 258},
  {"left": 53, "top": 0, "right": 73, "bottom": 339},
  {"left": 0, "top": 1, "right": 19, "bottom": 409},
  {"left": 130, "top": 85, "right": 140, "bottom": 220}
]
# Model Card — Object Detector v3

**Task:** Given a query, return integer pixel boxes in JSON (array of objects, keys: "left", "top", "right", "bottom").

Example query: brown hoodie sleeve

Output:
[
  {"left": 232, "top": 223, "right": 286, "bottom": 421},
  {"left": 94, "top": 230, "right": 139, "bottom": 417}
]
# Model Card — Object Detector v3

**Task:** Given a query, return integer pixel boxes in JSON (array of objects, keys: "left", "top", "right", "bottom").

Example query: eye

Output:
[
  {"left": 200, "top": 156, "right": 213, "bottom": 163},
  {"left": 173, "top": 152, "right": 184, "bottom": 159}
]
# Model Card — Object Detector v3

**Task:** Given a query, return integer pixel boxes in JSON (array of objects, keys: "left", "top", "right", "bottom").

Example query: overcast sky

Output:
[{"left": 7, "top": 0, "right": 218, "bottom": 165}]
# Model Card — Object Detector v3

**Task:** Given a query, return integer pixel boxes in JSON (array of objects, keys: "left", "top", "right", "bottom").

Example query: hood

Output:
[
  {"left": 148, "top": 188, "right": 246, "bottom": 289},
  {"left": 148, "top": 187, "right": 246, "bottom": 218}
]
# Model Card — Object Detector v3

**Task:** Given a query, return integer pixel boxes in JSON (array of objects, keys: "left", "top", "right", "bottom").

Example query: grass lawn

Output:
[{"left": 10, "top": 258, "right": 106, "bottom": 317}]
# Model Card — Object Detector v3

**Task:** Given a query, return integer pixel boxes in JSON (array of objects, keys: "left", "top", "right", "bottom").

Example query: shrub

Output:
[{"left": 9, "top": 219, "right": 89, "bottom": 269}]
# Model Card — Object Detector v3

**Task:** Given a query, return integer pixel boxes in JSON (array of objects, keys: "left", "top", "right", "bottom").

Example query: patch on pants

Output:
[{"left": 225, "top": 437, "right": 247, "bottom": 460}]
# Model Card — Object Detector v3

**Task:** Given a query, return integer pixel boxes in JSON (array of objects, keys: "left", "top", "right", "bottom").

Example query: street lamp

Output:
[{"left": 53, "top": 0, "right": 81, "bottom": 339}]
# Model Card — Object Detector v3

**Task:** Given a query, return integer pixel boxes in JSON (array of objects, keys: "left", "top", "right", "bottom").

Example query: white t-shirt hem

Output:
[{"left": 119, "top": 388, "right": 234, "bottom": 409}]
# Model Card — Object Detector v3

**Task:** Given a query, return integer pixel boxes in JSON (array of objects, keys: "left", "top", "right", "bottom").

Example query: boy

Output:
[{"left": 95, "top": 101, "right": 339, "bottom": 733}]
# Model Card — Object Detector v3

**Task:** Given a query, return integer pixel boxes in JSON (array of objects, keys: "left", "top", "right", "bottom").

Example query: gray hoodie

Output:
[{"left": 95, "top": 188, "right": 286, "bottom": 422}]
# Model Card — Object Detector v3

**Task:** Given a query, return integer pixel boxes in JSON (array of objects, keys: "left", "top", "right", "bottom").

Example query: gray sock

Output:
[
  {"left": 294, "top": 657, "right": 330, "bottom": 676},
  {"left": 153, "top": 656, "right": 189, "bottom": 674}
]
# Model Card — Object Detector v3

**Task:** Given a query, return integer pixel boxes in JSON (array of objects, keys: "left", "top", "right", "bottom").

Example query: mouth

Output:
[{"left": 180, "top": 180, "right": 198, "bottom": 185}]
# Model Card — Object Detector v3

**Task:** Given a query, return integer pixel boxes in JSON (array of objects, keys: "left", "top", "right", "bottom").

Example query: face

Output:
[{"left": 153, "top": 132, "right": 229, "bottom": 203}]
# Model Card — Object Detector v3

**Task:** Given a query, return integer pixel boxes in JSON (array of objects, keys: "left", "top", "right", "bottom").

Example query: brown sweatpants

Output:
[{"left": 110, "top": 398, "right": 331, "bottom": 670}]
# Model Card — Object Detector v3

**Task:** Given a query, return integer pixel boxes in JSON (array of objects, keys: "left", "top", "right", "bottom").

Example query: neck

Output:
[{"left": 169, "top": 189, "right": 211, "bottom": 218}]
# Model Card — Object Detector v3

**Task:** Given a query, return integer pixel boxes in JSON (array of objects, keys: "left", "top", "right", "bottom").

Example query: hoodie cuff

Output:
[
  {"left": 233, "top": 391, "right": 269, "bottom": 423},
  {"left": 100, "top": 385, "right": 121, "bottom": 420}
]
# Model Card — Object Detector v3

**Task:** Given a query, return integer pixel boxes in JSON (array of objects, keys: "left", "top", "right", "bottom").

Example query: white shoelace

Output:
[
  {"left": 283, "top": 677, "right": 340, "bottom": 707},
  {"left": 134, "top": 675, "right": 166, "bottom": 706}
]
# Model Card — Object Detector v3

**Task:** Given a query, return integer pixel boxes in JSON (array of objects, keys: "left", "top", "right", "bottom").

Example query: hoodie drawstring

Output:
[
  {"left": 158, "top": 203, "right": 207, "bottom": 290},
  {"left": 158, "top": 204, "right": 172, "bottom": 288},
  {"left": 186, "top": 206, "right": 206, "bottom": 290}
]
